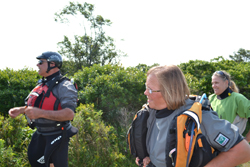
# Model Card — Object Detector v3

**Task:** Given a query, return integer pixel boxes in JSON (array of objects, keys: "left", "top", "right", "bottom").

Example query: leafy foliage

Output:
[
  {"left": 74, "top": 64, "right": 147, "bottom": 125},
  {"left": 69, "top": 103, "right": 134, "bottom": 167},
  {"left": 55, "top": 2, "right": 126, "bottom": 75},
  {"left": 179, "top": 56, "right": 250, "bottom": 98},
  {"left": 0, "top": 68, "right": 39, "bottom": 116},
  {"left": 0, "top": 115, "right": 34, "bottom": 167},
  {"left": 229, "top": 48, "right": 250, "bottom": 62},
  {"left": 179, "top": 60, "right": 216, "bottom": 95}
]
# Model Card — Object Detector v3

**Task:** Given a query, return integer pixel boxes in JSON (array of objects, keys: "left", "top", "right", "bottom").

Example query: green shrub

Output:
[
  {"left": 0, "top": 68, "right": 39, "bottom": 116},
  {"left": 179, "top": 58, "right": 250, "bottom": 98},
  {"left": 68, "top": 103, "right": 134, "bottom": 167},
  {"left": 74, "top": 64, "right": 147, "bottom": 125},
  {"left": 0, "top": 139, "right": 16, "bottom": 167},
  {"left": 0, "top": 115, "right": 34, "bottom": 167}
]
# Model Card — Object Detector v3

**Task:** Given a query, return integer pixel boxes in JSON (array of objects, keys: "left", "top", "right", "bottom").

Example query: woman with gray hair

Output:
[{"left": 209, "top": 70, "right": 250, "bottom": 142}]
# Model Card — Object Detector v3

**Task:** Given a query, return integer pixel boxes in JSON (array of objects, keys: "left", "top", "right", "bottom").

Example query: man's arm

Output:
[
  {"left": 25, "top": 106, "right": 74, "bottom": 121},
  {"left": 205, "top": 139, "right": 250, "bottom": 167}
]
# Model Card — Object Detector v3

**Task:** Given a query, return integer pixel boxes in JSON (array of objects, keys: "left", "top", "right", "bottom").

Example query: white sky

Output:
[{"left": 1, "top": 0, "right": 250, "bottom": 71}]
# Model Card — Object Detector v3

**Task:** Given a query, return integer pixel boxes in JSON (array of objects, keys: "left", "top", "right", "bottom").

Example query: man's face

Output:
[{"left": 37, "top": 59, "right": 48, "bottom": 77}]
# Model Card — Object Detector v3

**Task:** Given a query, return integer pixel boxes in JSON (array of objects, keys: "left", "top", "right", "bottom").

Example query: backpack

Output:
[
  {"left": 127, "top": 94, "right": 218, "bottom": 167},
  {"left": 127, "top": 104, "right": 149, "bottom": 166},
  {"left": 166, "top": 94, "right": 217, "bottom": 167}
]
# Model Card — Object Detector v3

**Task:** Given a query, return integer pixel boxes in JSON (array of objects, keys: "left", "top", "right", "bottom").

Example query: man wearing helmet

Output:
[
  {"left": 37, "top": 51, "right": 63, "bottom": 74},
  {"left": 8, "top": 51, "right": 78, "bottom": 167}
]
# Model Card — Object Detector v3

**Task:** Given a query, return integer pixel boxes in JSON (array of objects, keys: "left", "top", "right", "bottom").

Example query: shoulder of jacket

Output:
[
  {"left": 232, "top": 92, "right": 246, "bottom": 98},
  {"left": 141, "top": 103, "right": 157, "bottom": 112},
  {"left": 190, "top": 95, "right": 211, "bottom": 111},
  {"left": 142, "top": 103, "right": 149, "bottom": 110},
  {"left": 208, "top": 94, "right": 216, "bottom": 100}
]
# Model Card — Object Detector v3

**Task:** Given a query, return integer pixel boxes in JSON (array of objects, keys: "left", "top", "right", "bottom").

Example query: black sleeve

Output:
[{"left": 231, "top": 135, "right": 244, "bottom": 148}]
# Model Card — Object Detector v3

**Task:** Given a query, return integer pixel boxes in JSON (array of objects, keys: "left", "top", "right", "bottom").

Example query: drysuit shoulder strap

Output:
[{"left": 44, "top": 75, "right": 68, "bottom": 97}]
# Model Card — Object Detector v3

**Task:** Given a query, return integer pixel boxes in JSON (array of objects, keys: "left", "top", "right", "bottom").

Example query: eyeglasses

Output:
[
  {"left": 216, "top": 71, "right": 227, "bottom": 80},
  {"left": 145, "top": 84, "right": 161, "bottom": 94},
  {"left": 38, "top": 60, "right": 45, "bottom": 65}
]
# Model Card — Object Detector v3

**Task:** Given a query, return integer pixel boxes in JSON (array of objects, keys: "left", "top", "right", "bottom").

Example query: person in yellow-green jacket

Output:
[{"left": 209, "top": 70, "right": 250, "bottom": 142}]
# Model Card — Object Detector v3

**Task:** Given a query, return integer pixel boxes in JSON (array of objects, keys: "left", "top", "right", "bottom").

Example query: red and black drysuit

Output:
[{"left": 25, "top": 72, "right": 78, "bottom": 167}]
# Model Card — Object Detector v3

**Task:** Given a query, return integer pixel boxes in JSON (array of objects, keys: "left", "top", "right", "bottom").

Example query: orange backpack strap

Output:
[
  {"left": 166, "top": 94, "right": 207, "bottom": 167},
  {"left": 175, "top": 106, "right": 202, "bottom": 167}
]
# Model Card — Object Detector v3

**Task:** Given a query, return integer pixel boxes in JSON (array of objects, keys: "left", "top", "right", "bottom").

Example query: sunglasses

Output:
[
  {"left": 38, "top": 60, "right": 46, "bottom": 65},
  {"left": 216, "top": 71, "right": 227, "bottom": 79}
]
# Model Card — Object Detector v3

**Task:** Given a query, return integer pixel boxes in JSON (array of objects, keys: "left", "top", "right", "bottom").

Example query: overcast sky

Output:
[{"left": 1, "top": 0, "right": 250, "bottom": 70}]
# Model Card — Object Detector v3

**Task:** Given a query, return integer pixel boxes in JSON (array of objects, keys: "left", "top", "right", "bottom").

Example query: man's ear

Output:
[{"left": 50, "top": 62, "right": 56, "bottom": 67}]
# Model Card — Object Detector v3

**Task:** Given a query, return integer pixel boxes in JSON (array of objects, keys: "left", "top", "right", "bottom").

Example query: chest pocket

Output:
[
  {"left": 26, "top": 84, "right": 61, "bottom": 110},
  {"left": 27, "top": 84, "right": 43, "bottom": 107}
]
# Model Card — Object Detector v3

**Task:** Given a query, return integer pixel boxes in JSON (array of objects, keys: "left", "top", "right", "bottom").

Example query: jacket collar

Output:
[
  {"left": 217, "top": 87, "right": 233, "bottom": 100},
  {"left": 155, "top": 98, "right": 193, "bottom": 118},
  {"left": 41, "top": 71, "right": 61, "bottom": 83}
]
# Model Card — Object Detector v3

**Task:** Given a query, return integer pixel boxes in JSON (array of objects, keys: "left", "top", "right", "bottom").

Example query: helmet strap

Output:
[{"left": 46, "top": 62, "right": 56, "bottom": 73}]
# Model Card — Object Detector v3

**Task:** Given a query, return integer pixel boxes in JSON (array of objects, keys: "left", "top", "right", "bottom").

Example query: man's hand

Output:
[
  {"left": 24, "top": 106, "right": 41, "bottom": 120},
  {"left": 9, "top": 107, "right": 24, "bottom": 118}
]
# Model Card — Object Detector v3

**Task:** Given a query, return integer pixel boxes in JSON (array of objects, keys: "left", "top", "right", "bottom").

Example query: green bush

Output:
[
  {"left": 179, "top": 58, "right": 250, "bottom": 99},
  {"left": 69, "top": 103, "right": 134, "bottom": 167},
  {"left": 0, "top": 115, "right": 34, "bottom": 167},
  {"left": 0, "top": 68, "right": 39, "bottom": 116},
  {"left": 0, "top": 139, "right": 16, "bottom": 167},
  {"left": 74, "top": 64, "right": 147, "bottom": 125}
]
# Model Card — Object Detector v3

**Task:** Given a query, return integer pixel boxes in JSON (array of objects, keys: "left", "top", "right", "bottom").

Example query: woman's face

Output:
[
  {"left": 211, "top": 75, "right": 228, "bottom": 95},
  {"left": 144, "top": 74, "right": 167, "bottom": 110}
]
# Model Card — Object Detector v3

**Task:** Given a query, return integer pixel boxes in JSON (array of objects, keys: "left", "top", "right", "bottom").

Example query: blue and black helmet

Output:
[{"left": 37, "top": 51, "right": 63, "bottom": 72}]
